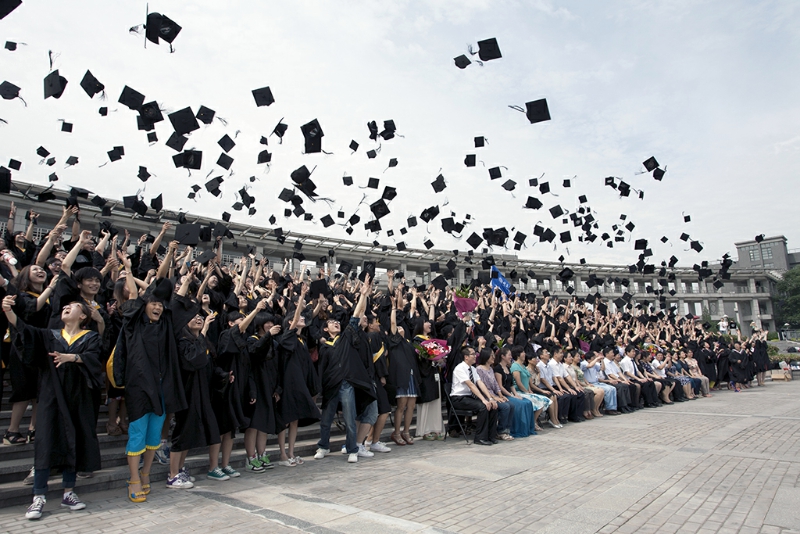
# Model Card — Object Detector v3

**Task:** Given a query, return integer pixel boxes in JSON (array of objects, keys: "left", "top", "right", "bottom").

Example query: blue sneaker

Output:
[
  {"left": 154, "top": 443, "right": 170, "bottom": 465},
  {"left": 221, "top": 465, "right": 240, "bottom": 478}
]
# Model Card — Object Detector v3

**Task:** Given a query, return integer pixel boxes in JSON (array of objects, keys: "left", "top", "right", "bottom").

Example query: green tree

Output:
[
  {"left": 776, "top": 266, "right": 800, "bottom": 327},
  {"left": 701, "top": 307, "right": 719, "bottom": 332}
]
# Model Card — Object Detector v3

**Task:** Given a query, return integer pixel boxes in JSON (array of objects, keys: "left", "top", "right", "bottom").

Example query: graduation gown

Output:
[
  {"left": 318, "top": 323, "right": 377, "bottom": 415},
  {"left": 12, "top": 321, "right": 102, "bottom": 472},
  {"left": 699, "top": 347, "right": 718, "bottom": 383},
  {"left": 276, "top": 329, "right": 321, "bottom": 427},
  {"left": 172, "top": 331, "right": 227, "bottom": 452},
  {"left": 753, "top": 340, "right": 770, "bottom": 373},
  {"left": 7, "top": 290, "right": 50, "bottom": 402},
  {"left": 386, "top": 333, "right": 421, "bottom": 402},
  {"left": 211, "top": 327, "right": 253, "bottom": 435},
  {"left": 245, "top": 332, "right": 283, "bottom": 435},
  {"left": 113, "top": 298, "right": 188, "bottom": 422},
  {"left": 414, "top": 335, "right": 440, "bottom": 404},
  {"left": 728, "top": 349, "right": 749, "bottom": 384}
]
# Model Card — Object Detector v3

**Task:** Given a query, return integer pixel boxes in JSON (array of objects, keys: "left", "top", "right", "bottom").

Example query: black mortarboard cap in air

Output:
[
  {"left": 150, "top": 194, "right": 163, "bottom": 212},
  {"left": 107, "top": 146, "right": 124, "bottom": 162},
  {"left": 502, "top": 180, "right": 516, "bottom": 191},
  {"left": 407, "top": 216, "right": 417, "bottom": 228},
  {"left": 563, "top": 179, "right": 571, "bottom": 188},
  {"left": 342, "top": 175, "right": 353, "bottom": 186},
  {"left": 0, "top": 80, "right": 21, "bottom": 100},
  {"left": 137, "top": 166, "right": 151, "bottom": 182},
  {"left": 300, "top": 118, "right": 324, "bottom": 153},
  {"left": 79, "top": 70, "right": 104, "bottom": 98},
  {"left": 755, "top": 234, "right": 765, "bottom": 243},
  {"left": 381, "top": 186, "right": 397, "bottom": 201},
  {"left": 0, "top": 167, "right": 10, "bottom": 194},
  {"left": 387, "top": 157, "right": 398, "bottom": 168},
  {"left": 432, "top": 174, "right": 446, "bottom": 193},
  {"left": 217, "top": 134, "right": 235, "bottom": 153},
  {"left": 139, "top": 101, "right": 163, "bottom": 124},
  {"left": 420, "top": 206, "right": 440, "bottom": 223},
  {"left": 173, "top": 150, "right": 202, "bottom": 170},
  {"left": 174, "top": 224, "right": 201, "bottom": 246},
  {"left": 605, "top": 176, "right": 617, "bottom": 188},
  {"left": 466, "top": 232, "right": 483, "bottom": 250},
  {"left": 431, "top": 275, "right": 447, "bottom": 291},
  {"left": 348, "top": 214, "right": 361, "bottom": 226},
  {"left": 195, "top": 249, "right": 216, "bottom": 265},
  {"left": 643, "top": 157, "right": 659, "bottom": 172},
  {"left": 217, "top": 153, "right": 233, "bottom": 170},
  {"left": 43, "top": 70, "right": 68, "bottom": 99},
  {"left": 366, "top": 149, "right": 377, "bottom": 159},
  {"left": 166, "top": 132, "right": 188, "bottom": 152},
  {"left": 370, "top": 199, "right": 390, "bottom": 219},
  {"left": 0, "top": 0, "right": 21, "bottom": 19},
  {"left": 549, "top": 205, "right": 564, "bottom": 218},
  {"left": 624, "top": 222, "right": 635, "bottom": 233},
  {"left": 558, "top": 267, "right": 574, "bottom": 281},
  {"left": 661, "top": 236, "right": 669, "bottom": 243},
  {"left": 309, "top": 279, "right": 332, "bottom": 299},
  {"left": 690, "top": 241, "right": 703, "bottom": 252},
  {"left": 221, "top": 211, "right": 231, "bottom": 223},
  {"left": 680, "top": 233, "right": 690, "bottom": 241},
  {"left": 474, "top": 136, "right": 485, "bottom": 148},
  {"left": 560, "top": 231, "right": 572, "bottom": 243},
  {"left": 454, "top": 54, "right": 471, "bottom": 69},
  {"left": 348, "top": 140, "right": 359, "bottom": 152},
  {"left": 539, "top": 182, "right": 550, "bottom": 194},
  {"left": 465, "top": 154, "right": 476, "bottom": 167},
  {"left": 8, "top": 159, "right": 20, "bottom": 171},
  {"left": 169, "top": 107, "right": 200, "bottom": 135},
  {"left": 366, "top": 177, "right": 379, "bottom": 189},
  {"left": 653, "top": 168, "right": 665, "bottom": 181},
  {"left": 145, "top": 12, "right": 182, "bottom": 44},
  {"left": 69, "top": 186, "right": 91, "bottom": 199},
  {"left": 252, "top": 86, "right": 275, "bottom": 107},
  {"left": 424, "top": 239, "right": 434, "bottom": 250},
  {"left": 36, "top": 189, "right": 56, "bottom": 202},
  {"left": 99, "top": 106, "right": 108, "bottom": 116},
  {"left": 396, "top": 242, "right": 407, "bottom": 252},
  {"left": 357, "top": 261, "right": 376, "bottom": 282},
  {"left": 196, "top": 105, "right": 215, "bottom": 124},
  {"left": 293, "top": 251, "right": 306, "bottom": 262},
  {"left": 61, "top": 122, "right": 73, "bottom": 132},
  {"left": 477, "top": 38, "right": 501, "bottom": 61},
  {"left": 320, "top": 214, "right": 334, "bottom": 228},
  {"left": 634, "top": 239, "right": 648, "bottom": 250},
  {"left": 488, "top": 167, "right": 502, "bottom": 179},
  {"left": 525, "top": 197, "right": 543, "bottom": 210},
  {"left": 118, "top": 85, "right": 144, "bottom": 110},
  {"left": 4, "top": 41, "right": 16, "bottom": 51},
  {"left": 578, "top": 195, "right": 587, "bottom": 203},
  {"left": 684, "top": 214, "right": 691, "bottom": 223},
  {"left": 256, "top": 149, "right": 272, "bottom": 164},
  {"left": 364, "top": 219, "right": 381, "bottom": 232},
  {"left": 338, "top": 260, "right": 353, "bottom": 275},
  {"left": 524, "top": 99, "right": 551, "bottom": 124}
]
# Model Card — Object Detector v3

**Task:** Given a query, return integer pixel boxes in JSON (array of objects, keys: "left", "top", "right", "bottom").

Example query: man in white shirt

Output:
[
  {"left": 601, "top": 347, "right": 633, "bottom": 413},
  {"left": 450, "top": 346, "right": 498, "bottom": 445},
  {"left": 550, "top": 348, "right": 586, "bottom": 422},
  {"left": 538, "top": 349, "right": 571, "bottom": 425}
]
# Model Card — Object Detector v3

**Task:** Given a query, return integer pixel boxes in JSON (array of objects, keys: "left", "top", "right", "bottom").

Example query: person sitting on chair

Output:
[{"left": 450, "top": 346, "right": 498, "bottom": 446}]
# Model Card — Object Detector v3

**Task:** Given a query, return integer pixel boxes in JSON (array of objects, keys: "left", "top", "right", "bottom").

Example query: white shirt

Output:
[
  {"left": 548, "top": 359, "right": 566, "bottom": 379},
  {"left": 451, "top": 361, "right": 481, "bottom": 397},
  {"left": 537, "top": 360, "right": 555, "bottom": 387},
  {"left": 604, "top": 358, "right": 623, "bottom": 378},
  {"left": 619, "top": 355, "right": 636, "bottom": 376}
]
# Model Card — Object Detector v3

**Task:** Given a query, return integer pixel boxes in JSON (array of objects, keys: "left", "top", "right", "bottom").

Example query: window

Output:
[
  {"left": 749, "top": 249, "right": 760, "bottom": 262},
  {"left": 763, "top": 247, "right": 773, "bottom": 260}
]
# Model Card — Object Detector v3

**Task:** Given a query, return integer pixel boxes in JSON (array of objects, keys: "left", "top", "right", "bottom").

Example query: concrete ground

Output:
[{"left": 2, "top": 380, "right": 800, "bottom": 534}]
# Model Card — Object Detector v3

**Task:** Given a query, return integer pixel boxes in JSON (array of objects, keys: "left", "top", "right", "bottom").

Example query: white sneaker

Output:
[
  {"left": 26, "top": 496, "right": 45, "bottom": 520},
  {"left": 314, "top": 448, "right": 329, "bottom": 459},
  {"left": 167, "top": 474, "right": 195, "bottom": 488},
  {"left": 370, "top": 441, "right": 391, "bottom": 453},
  {"left": 357, "top": 444, "right": 374, "bottom": 458},
  {"left": 347, "top": 453, "right": 358, "bottom": 463},
  {"left": 341, "top": 445, "right": 347, "bottom": 454}
]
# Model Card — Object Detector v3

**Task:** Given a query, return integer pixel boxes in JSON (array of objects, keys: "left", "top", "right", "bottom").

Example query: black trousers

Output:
[
  {"left": 567, "top": 390, "right": 586, "bottom": 421},
  {"left": 612, "top": 383, "right": 631, "bottom": 409},
  {"left": 640, "top": 380, "right": 660, "bottom": 406},
  {"left": 628, "top": 382, "right": 640, "bottom": 408},
  {"left": 554, "top": 393, "right": 572, "bottom": 422},
  {"left": 451, "top": 395, "right": 498, "bottom": 441}
]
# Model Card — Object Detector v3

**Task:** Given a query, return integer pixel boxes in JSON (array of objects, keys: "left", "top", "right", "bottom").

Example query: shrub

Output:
[{"left": 767, "top": 331, "right": 780, "bottom": 341}]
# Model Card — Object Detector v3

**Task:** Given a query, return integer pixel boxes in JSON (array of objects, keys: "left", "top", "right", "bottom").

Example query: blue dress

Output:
[{"left": 495, "top": 365, "right": 537, "bottom": 438}]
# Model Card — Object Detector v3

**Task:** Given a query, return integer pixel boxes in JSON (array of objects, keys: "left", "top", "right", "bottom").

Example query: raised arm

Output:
[
  {"left": 353, "top": 274, "right": 372, "bottom": 319},
  {"left": 61, "top": 230, "right": 92, "bottom": 276},
  {"left": 238, "top": 298, "right": 267, "bottom": 333},
  {"left": 289, "top": 284, "right": 308, "bottom": 330},
  {"left": 149, "top": 222, "right": 172, "bottom": 257},
  {"left": 155, "top": 240, "right": 178, "bottom": 280},
  {"left": 35, "top": 224, "right": 67, "bottom": 267},
  {"left": 117, "top": 250, "right": 138, "bottom": 300}
]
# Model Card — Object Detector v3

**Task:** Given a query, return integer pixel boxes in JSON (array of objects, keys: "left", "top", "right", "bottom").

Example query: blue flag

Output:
[{"left": 490, "top": 266, "right": 511, "bottom": 295}]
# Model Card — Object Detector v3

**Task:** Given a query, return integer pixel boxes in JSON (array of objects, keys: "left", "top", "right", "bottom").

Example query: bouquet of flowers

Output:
[{"left": 414, "top": 338, "right": 450, "bottom": 362}]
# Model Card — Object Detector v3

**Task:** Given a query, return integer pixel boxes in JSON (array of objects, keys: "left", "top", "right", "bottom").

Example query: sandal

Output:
[
  {"left": 435, "top": 433, "right": 446, "bottom": 441},
  {"left": 278, "top": 458, "right": 296, "bottom": 467},
  {"left": 401, "top": 431, "right": 414, "bottom": 445},
  {"left": 127, "top": 480, "right": 147, "bottom": 503},
  {"left": 390, "top": 432, "right": 406, "bottom": 446},
  {"left": 26, "top": 430, "right": 35, "bottom": 443},
  {"left": 3, "top": 431, "right": 27, "bottom": 445},
  {"left": 500, "top": 433, "right": 515, "bottom": 441},
  {"left": 423, "top": 432, "right": 436, "bottom": 441},
  {"left": 106, "top": 423, "right": 123, "bottom": 436},
  {"left": 292, "top": 456, "right": 304, "bottom": 465},
  {"left": 139, "top": 471, "right": 151, "bottom": 494}
]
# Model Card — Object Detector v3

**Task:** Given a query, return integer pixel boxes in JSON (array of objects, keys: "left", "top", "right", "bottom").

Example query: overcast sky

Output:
[{"left": 2, "top": 0, "right": 799, "bottom": 267}]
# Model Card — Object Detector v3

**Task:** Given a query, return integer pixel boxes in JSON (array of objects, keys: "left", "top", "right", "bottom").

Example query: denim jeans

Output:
[
  {"left": 496, "top": 400, "right": 514, "bottom": 434},
  {"left": 590, "top": 382, "right": 618, "bottom": 410},
  {"left": 317, "top": 381, "right": 378, "bottom": 454},
  {"left": 33, "top": 468, "right": 76, "bottom": 495}
]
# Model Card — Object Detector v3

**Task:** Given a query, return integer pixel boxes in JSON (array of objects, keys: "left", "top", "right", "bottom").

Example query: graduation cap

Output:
[
  {"left": 0, "top": 167, "right": 11, "bottom": 194},
  {"left": 539, "top": 182, "right": 550, "bottom": 194},
  {"left": 476, "top": 37, "right": 502, "bottom": 61},
  {"left": 563, "top": 179, "right": 571, "bottom": 188},
  {"left": 634, "top": 239, "right": 648, "bottom": 250},
  {"left": 524, "top": 196, "right": 543, "bottom": 210},
  {"left": 366, "top": 177, "right": 379, "bottom": 189},
  {"left": 166, "top": 132, "right": 188, "bottom": 152},
  {"left": 338, "top": 260, "right": 353, "bottom": 275},
  {"left": 195, "top": 249, "right": 216, "bottom": 265},
  {"left": 690, "top": 241, "right": 703, "bottom": 252},
  {"left": 43, "top": 70, "right": 68, "bottom": 99},
  {"left": 300, "top": 118, "right": 324, "bottom": 153},
  {"left": 370, "top": 199, "right": 390, "bottom": 219},
  {"left": 252, "top": 86, "right": 275, "bottom": 107},
  {"left": 7, "top": 159, "right": 20, "bottom": 171},
  {"left": 194, "top": 105, "right": 215, "bottom": 124},
  {"left": 342, "top": 175, "right": 353, "bottom": 186},
  {"left": 604, "top": 176, "right": 617, "bottom": 189},
  {"left": 79, "top": 70, "right": 104, "bottom": 98},
  {"left": 420, "top": 206, "right": 440, "bottom": 223},
  {"left": 123, "top": 195, "right": 148, "bottom": 216},
  {"left": 216, "top": 134, "right": 236, "bottom": 153},
  {"left": 424, "top": 239, "right": 434, "bottom": 250},
  {"left": 0, "top": 80, "right": 22, "bottom": 101},
  {"left": 173, "top": 150, "right": 202, "bottom": 170},
  {"left": 684, "top": 214, "right": 691, "bottom": 223},
  {"left": 463, "top": 154, "right": 477, "bottom": 168},
  {"left": 558, "top": 267, "right": 574, "bottom": 281},
  {"left": 358, "top": 261, "right": 376, "bottom": 282},
  {"left": 107, "top": 146, "right": 124, "bottom": 162},
  {"left": 396, "top": 242, "right": 407, "bottom": 252},
  {"left": 502, "top": 179, "right": 516, "bottom": 192},
  {"left": 680, "top": 233, "right": 690, "bottom": 242},
  {"left": 488, "top": 167, "right": 502, "bottom": 179},
  {"left": 643, "top": 157, "right": 659, "bottom": 172},
  {"left": 560, "top": 231, "right": 572, "bottom": 243},
  {"left": 517, "top": 98, "right": 551, "bottom": 124},
  {"left": 381, "top": 186, "right": 397, "bottom": 201},
  {"left": 431, "top": 275, "right": 447, "bottom": 291},
  {"left": 320, "top": 214, "right": 335, "bottom": 228},
  {"left": 118, "top": 85, "right": 145, "bottom": 110},
  {"left": 217, "top": 153, "right": 234, "bottom": 170},
  {"left": 169, "top": 107, "right": 200, "bottom": 135},
  {"left": 454, "top": 54, "right": 471, "bottom": 69},
  {"left": 309, "top": 279, "right": 332, "bottom": 299},
  {"left": 145, "top": 12, "right": 182, "bottom": 44},
  {"left": 549, "top": 205, "right": 564, "bottom": 218},
  {"left": 428, "top": 174, "right": 447, "bottom": 193},
  {"left": 653, "top": 168, "right": 665, "bottom": 181}
]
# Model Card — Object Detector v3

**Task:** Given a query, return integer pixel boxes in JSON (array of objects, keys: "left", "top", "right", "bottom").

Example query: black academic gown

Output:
[
  {"left": 7, "top": 290, "right": 50, "bottom": 402},
  {"left": 276, "top": 329, "right": 321, "bottom": 427},
  {"left": 13, "top": 322, "right": 102, "bottom": 472},
  {"left": 387, "top": 332, "right": 421, "bottom": 403},
  {"left": 415, "top": 334, "right": 440, "bottom": 404},
  {"left": 317, "top": 322, "right": 377, "bottom": 416},
  {"left": 211, "top": 327, "right": 253, "bottom": 435},
  {"left": 728, "top": 349, "right": 749, "bottom": 384},
  {"left": 753, "top": 340, "right": 770, "bottom": 373},
  {"left": 172, "top": 331, "right": 227, "bottom": 452},
  {"left": 245, "top": 332, "right": 283, "bottom": 435},
  {"left": 113, "top": 298, "right": 188, "bottom": 422},
  {"left": 699, "top": 347, "right": 718, "bottom": 384}
]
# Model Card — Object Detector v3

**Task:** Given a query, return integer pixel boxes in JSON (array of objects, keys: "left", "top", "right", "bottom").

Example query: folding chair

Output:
[{"left": 443, "top": 382, "right": 477, "bottom": 444}]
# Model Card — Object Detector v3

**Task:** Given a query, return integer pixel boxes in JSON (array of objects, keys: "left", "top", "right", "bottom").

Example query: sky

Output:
[{"left": 1, "top": 0, "right": 799, "bottom": 268}]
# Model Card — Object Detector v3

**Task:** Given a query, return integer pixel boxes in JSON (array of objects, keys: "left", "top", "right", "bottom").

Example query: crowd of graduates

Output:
[{"left": 0, "top": 203, "right": 773, "bottom": 520}]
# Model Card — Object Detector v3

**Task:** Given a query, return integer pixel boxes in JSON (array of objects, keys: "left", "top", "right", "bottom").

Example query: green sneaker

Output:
[
  {"left": 221, "top": 465, "right": 240, "bottom": 478},
  {"left": 259, "top": 452, "right": 275, "bottom": 470},
  {"left": 246, "top": 456, "right": 265, "bottom": 473},
  {"left": 207, "top": 467, "right": 230, "bottom": 481}
]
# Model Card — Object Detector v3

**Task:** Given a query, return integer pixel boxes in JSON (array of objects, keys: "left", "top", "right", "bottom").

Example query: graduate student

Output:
[{"left": 3, "top": 294, "right": 103, "bottom": 520}]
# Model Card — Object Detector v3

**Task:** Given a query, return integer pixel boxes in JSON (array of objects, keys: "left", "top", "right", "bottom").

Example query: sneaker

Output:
[
  {"left": 246, "top": 456, "right": 266, "bottom": 473},
  {"left": 154, "top": 444, "right": 170, "bottom": 465},
  {"left": 357, "top": 444, "right": 374, "bottom": 458},
  {"left": 314, "top": 448, "right": 329, "bottom": 460},
  {"left": 179, "top": 466, "right": 196, "bottom": 482},
  {"left": 370, "top": 441, "right": 391, "bottom": 453},
  {"left": 347, "top": 453, "right": 358, "bottom": 463},
  {"left": 259, "top": 452, "right": 275, "bottom": 469},
  {"left": 341, "top": 445, "right": 347, "bottom": 454},
  {"left": 206, "top": 467, "right": 230, "bottom": 481},
  {"left": 26, "top": 496, "right": 46, "bottom": 520},
  {"left": 23, "top": 467, "right": 34, "bottom": 485},
  {"left": 166, "top": 474, "right": 194, "bottom": 489},
  {"left": 76, "top": 472, "right": 93, "bottom": 479},
  {"left": 221, "top": 466, "right": 240, "bottom": 478},
  {"left": 60, "top": 491, "right": 86, "bottom": 511}
]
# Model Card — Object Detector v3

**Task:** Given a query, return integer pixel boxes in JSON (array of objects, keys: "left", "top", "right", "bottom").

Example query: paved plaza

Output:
[{"left": 1, "top": 380, "right": 799, "bottom": 534}]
